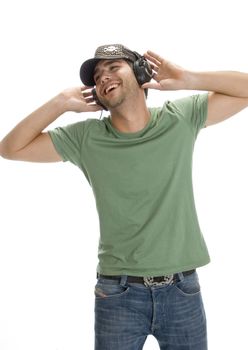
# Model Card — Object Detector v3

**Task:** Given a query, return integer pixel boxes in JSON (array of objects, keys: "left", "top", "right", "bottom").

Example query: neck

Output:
[{"left": 109, "top": 97, "right": 150, "bottom": 133}]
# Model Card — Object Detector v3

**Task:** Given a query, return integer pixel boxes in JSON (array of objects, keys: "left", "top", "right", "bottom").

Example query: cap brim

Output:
[
  {"left": 80, "top": 55, "right": 134, "bottom": 86},
  {"left": 79, "top": 58, "right": 101, "bottom": 86}
]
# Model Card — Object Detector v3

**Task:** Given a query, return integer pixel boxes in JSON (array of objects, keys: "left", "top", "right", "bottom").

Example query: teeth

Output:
[{"left": 105, "top": 84, "right": 119, "bottom": 94}]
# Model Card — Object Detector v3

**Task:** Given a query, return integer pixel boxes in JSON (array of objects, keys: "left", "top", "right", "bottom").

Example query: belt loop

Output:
[
  {"left": 177, "top": 272, "right": 185, "bottom": 282},
  {"left": 120, "top": 275, "right": 128, "bottom": 286}
]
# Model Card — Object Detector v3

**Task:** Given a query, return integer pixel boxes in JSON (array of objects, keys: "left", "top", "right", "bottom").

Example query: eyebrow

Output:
[{"left": 93, "top": 60, "right": 123, "bottom": 77}]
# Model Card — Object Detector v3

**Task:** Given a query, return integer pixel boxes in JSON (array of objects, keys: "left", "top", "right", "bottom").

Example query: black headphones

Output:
[
  {"left": 92, "top": 53, "right": 153, "bottom": 110},
  {"left": 92, "top": 88, "right": 108, "bottom": 110},
  {"left": 132, "top": 51, "right": 154, "bottom": 85}
]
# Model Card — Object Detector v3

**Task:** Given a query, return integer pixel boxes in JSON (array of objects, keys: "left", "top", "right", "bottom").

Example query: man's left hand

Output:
[{"left": 142, "top": 50, "right": 188, "bottom": 91}]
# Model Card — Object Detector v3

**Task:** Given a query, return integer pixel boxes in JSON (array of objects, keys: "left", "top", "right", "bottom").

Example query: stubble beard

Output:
[
  {"left": 99, "top": 81, "right": 138, "bottom": 110},
  {"left": 100, "top": 93, "right": 125, "bottom": 110}
]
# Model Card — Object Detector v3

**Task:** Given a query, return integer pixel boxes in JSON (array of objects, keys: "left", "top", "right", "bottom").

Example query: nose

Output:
[{"left": 100, "top": 74, "right": 111, "bottom": 85}]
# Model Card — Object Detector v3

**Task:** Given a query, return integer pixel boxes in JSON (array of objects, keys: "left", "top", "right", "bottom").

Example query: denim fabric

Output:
[{"left": 94, "top": 271, "right": 207, "bottom": 350}]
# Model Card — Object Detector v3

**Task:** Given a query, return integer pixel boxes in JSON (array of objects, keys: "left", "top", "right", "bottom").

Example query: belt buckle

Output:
[{"left": 143, "top": 274, "right": 174, "bottom": 287}]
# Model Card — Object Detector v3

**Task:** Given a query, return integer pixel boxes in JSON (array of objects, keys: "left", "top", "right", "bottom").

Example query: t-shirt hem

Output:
[{"left": 96, "top": 258, "right": 211, "bottom": 277}]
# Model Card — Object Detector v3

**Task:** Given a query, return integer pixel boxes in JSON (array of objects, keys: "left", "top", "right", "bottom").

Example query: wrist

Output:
[
  {"left": 183, "top": 70, "right": 200, "bottom": 90},
  {"left": 57, "top": 90, "right": 73, "bottom": 113}
]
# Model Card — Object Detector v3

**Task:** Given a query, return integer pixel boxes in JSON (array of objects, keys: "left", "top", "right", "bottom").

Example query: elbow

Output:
[
  {"left": 0, "top": 141, "right": 5, "bottom": 158},
  {"left": 0, "top": 141, "right": 15, "bottom": 160}
]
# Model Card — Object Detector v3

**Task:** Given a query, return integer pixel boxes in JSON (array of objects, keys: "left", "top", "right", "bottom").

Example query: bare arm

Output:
[
  {"left": 185, "top": 71, "right": 248, "bottom": 126},
  {"left": 143, "top": 51, "right": 248, "bottom": 126},
  {"left": 0, "top": 86, "right": 101, "bottom": 162}
]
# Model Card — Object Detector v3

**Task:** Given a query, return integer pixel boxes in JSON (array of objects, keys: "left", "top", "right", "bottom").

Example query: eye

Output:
[{"left": 110, "top": 65, "right": 119, "bottom": 71}]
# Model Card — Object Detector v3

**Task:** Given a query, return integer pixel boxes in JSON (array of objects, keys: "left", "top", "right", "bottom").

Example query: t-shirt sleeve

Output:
[
  {"left": 48, "top": 121, "right": 86, "bottom": 166},
  {"left": 167, "top": 93, "right": 209, "bottom": 137}
]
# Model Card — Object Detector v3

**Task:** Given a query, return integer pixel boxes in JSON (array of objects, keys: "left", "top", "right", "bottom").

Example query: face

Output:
[{"left": 93, "top": 59, "right": 140, "bottom": 109}]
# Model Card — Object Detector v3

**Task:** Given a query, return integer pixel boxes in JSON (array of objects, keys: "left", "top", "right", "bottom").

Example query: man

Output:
[{"left": 1, "top": 44, "right": 248, "bottom": 350}]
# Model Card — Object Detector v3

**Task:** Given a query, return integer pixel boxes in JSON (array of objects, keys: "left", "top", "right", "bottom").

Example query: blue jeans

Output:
[{"left": 94, "top": 271, "right": 207, "bottom": 350}]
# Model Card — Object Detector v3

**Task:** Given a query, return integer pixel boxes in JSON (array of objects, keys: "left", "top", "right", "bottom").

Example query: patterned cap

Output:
[{"left": 79, "top": 44, "right": 138, "bottom": 86}]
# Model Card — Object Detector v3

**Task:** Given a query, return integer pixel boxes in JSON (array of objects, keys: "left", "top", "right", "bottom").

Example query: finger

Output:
[
  {"left": 85, "top": 97, "right": 95, "bottom": 104},
  {"left": 147, "top": 62, "right": 159, "bottom": 74},
  {"left": 146, "top": 61, "right": 159, "bottom": 70},
  {"left": 146, "top": 50, "right": 164, "bottom": 63},
  {"left": 141, "top": 81, "right": 162, "bottom": 90},
  {"left": 80, "top": 85, "right": 94, "bottom": 92},
  {"left": 144, "top": 52, "right": 162, "bottom": 66},
  {"left": 152, "top": 66, "right": 159, "bottom": 73},
  {"left": 151, "top": 71, "right": 160, "bottom": 81},
  {"left": 82, "top": 91, "right": 93, "bottom": 98}
]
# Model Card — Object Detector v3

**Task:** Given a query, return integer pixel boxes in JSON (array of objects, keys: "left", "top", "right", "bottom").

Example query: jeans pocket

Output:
[
  {"left": 94, "top": 279, "right": 130, "bottom": 300},
  {"left": 174, "top": 272, "right": 201, "bottom": 297}
]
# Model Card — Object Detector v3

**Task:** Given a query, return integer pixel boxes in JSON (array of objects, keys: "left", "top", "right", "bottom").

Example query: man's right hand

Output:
[
  {"left": 62, "top": 86, "right": 102, "bottom": 113},
  {"left": 0, "top": 86, "right": 102, "bottom": 163}
]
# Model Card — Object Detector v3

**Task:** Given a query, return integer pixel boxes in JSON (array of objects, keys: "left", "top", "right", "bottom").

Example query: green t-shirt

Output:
[{"left": 48, "top": 93, "right": 210, "bottom": 276}]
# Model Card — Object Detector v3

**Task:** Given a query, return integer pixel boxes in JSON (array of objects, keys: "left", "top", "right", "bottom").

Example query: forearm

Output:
[
  {"left": 186, "top": 70, "right": 248, "bottom": 97},
  {"left": 1, "top": 93, "right": 67, "bottom": 155}
]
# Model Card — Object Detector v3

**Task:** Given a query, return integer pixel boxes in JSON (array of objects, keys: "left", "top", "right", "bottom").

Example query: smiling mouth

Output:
[{"left": 104, "top": 83, "right": 120, "bottom": 95}]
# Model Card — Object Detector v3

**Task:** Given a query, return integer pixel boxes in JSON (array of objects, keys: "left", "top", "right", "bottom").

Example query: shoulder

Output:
[
  {"left": 167, "top": 93, "right": 208, "bottom": 112},
  {"left": 83, "top": 117, "right": 107, "bottom": 132},
  {"left": 64, "top": 117, "right": 104, "bottom": 133}
]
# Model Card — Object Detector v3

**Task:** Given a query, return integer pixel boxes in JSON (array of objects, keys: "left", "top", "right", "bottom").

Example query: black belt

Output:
[{"left": 97, "top": 269, "right": 195, "bottom": 287}]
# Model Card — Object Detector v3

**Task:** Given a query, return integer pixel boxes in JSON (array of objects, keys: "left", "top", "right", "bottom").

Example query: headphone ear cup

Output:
[
  {"left": 133, "top": 57, "right": 153, "bottom": 85},
  {"left": 92, "top": 88, "right": 108, "bottom": 111}
]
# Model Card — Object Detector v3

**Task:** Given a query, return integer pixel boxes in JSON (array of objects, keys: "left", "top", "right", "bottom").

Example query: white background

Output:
[{"left": 0, "top": 0, "right": 248, "bottom": 349}]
